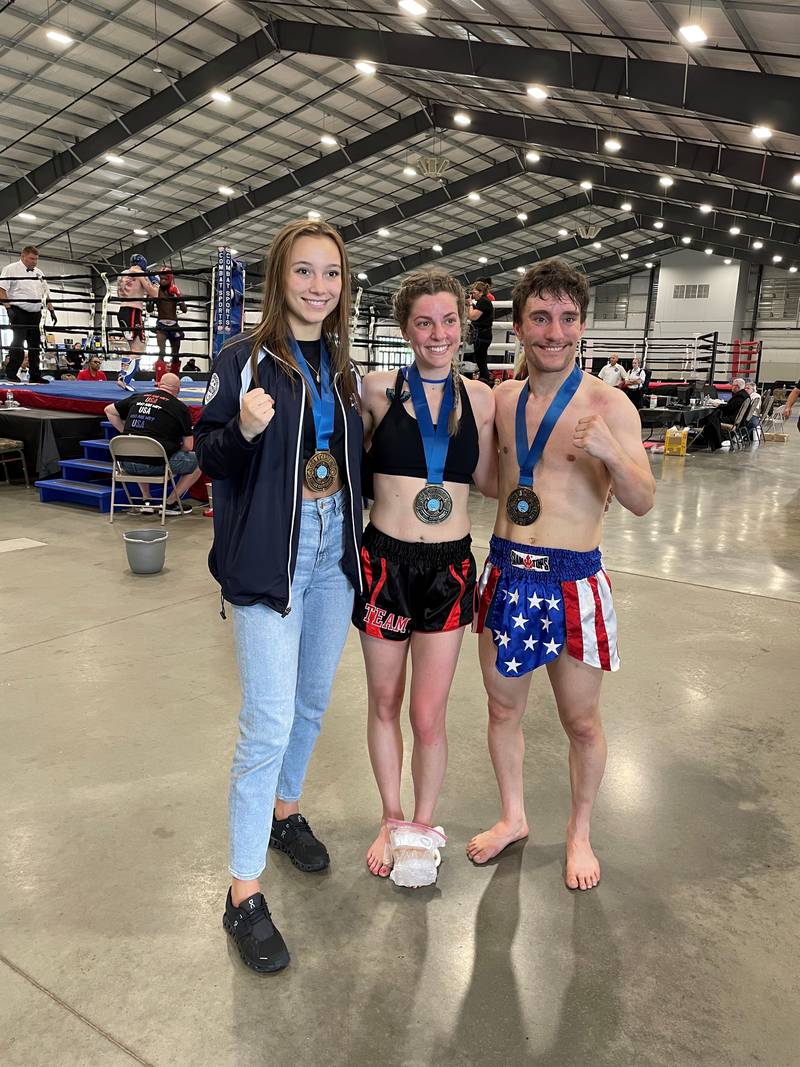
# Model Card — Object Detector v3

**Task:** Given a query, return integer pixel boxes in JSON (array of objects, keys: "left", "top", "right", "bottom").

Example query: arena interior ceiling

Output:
[{"left": 1, "top": 0, "right": 798, "bottom": 296}]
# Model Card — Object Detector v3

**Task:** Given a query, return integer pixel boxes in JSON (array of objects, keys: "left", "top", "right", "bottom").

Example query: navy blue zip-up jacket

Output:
[{"left": 194, "top": 336, "right": 363, "bottom": 615}]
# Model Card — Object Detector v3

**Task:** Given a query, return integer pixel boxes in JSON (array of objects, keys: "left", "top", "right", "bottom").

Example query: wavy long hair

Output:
[
  {"left": 392, "top": 268, "right": 467, "bottom": 435},
  {"left": 248, "top": 220, "right": 356, "bottom": 405}
]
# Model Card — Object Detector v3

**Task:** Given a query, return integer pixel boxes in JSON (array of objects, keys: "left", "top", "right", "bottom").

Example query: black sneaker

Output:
[
  {"left": 222, "top": 889, "right": 290, "bottom": 974},
  {"left": 165, "top": 501, "right": 192, "bottom": 515},
  {"left": 270, "top": 812, "right": 330, "bottom": 872}
]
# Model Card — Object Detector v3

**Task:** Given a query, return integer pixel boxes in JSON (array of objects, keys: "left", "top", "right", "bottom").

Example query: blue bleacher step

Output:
[
  {"left": 60, "top": 458, "right": 113, "bottom": 481},
  {"left": 80, "top": 438, "right": 111, "bottom": 460},
  {"left": 35, "top": 478, "right": 127, "bottom": 513},
  {"left": 101, "top": 420, "right": 119, "bottom": 441}
]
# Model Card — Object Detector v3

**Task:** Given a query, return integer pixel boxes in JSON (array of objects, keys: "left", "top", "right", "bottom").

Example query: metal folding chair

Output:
[
  {"left": 0, "top": 438, "right": 29, "bottom": 487},
  {"left": 108, "top": 435, "right": 180, "bottom": 526}
]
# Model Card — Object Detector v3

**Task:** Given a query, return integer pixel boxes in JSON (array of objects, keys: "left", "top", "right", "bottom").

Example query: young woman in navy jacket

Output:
[{"left": 195, "top": 220, "right": 362, "bottom": 973}]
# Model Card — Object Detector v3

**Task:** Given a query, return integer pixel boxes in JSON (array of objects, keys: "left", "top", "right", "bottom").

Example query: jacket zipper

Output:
[{"left": 336, "top": 376, "right": 363, "bottom": 595}]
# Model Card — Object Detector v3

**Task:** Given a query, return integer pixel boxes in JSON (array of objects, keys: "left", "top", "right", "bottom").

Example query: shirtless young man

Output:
[
  {"left": 115, "top": 255, "right": 159, "bottom": 389},
  {"left": 469, "top": 259, "right": 655, "bottom": 890}
]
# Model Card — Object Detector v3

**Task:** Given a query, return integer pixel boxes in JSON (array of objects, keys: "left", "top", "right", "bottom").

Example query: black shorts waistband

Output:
[{"left": 363, "top": 523, "right": 472, "bottom": 566}]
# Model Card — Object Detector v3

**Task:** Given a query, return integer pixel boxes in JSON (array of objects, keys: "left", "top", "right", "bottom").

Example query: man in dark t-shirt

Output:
[
  {"left": 468, "top": 280, "right": 494, "bottom": 386},
  {"left": 103, "top": 372, "right": 202, "bottom": 514}
]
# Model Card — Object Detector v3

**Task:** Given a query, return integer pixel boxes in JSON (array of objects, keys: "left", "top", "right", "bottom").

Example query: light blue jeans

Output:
[{"left": 229, "top": 490, "right": 353, "bottom": 880}]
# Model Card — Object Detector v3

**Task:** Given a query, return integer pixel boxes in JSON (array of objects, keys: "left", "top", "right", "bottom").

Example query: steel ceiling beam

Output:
[
  {"left": 271, "top": 19, "right": 800, "bottom": 136},
  {"left": 340, "top": 156, "right": 526, "bottom": 244},
  {"left": 0, "top": 26, "right": 278, "bottom": 226},
  {"left": 636, "top": 213, "right": 800, "bottom": 262},
  {"left": 492, "top": 237, "right": 677, "bottom": 298},
  {"left": 431, "top": 104, "right": 800, "bottom": 197},
  {"left": 111, "top": 110, "right": 434, "bottom": 267}
]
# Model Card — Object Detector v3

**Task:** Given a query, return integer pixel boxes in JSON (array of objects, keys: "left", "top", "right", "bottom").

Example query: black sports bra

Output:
[{"left": 367, "top": 369, "right": 479, "bottom": 485}]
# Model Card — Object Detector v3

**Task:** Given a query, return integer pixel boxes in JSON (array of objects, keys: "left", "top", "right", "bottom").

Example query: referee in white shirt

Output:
[{"left": 0, "top": 245, "right": 57, "bottom": 383}]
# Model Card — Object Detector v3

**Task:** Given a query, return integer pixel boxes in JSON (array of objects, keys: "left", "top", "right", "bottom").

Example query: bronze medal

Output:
[
  {"left": 506, "top": 486, "right": 541, "bottom": 526},
  {"left": 413, "top": 484, "right": 453, "bottom": 525},
  {"left": 305, "top": 450, "right": 337, "bottom": 492}
]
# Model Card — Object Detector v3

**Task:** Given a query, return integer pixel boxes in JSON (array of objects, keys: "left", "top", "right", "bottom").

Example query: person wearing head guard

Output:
[
  {"left": 153, "top": 265, "right": 188, "bottom": 375},
  {"left": 115, "top": 254, "right": 159, "bottom": 390}
]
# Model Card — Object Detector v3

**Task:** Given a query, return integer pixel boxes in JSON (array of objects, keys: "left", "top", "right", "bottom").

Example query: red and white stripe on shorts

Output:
[{"left": 562, "top": 569, "right": 619, "bottom": 671}]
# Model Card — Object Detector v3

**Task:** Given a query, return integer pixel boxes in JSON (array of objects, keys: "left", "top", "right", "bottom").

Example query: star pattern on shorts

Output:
[
  {"left": 504, "top": 657, "right": 521, "bottom": 674},
  {"left": 511, "top": 612, "right": 528, "bottom": 629},
  {"left": 545, "top": 595, "right": 561, "bottom": 612},
  {"left": 543, "top": 638, "right": 561, "bottom": 656},
  {"left": 528, "top": 592, "right": 543, "bottom": 610},
  {"left": 540, "top": 616, "right": 552, "bottom": 632},
  {"left": 493, "top": 586, "right": 565, "bottom": 678}
]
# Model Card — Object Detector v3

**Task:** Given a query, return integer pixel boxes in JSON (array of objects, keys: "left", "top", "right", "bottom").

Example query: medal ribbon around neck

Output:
[
  {"left": 509, "top": 362, "right": 582, "bottom": 524},
  {"left": 406, "top": 363, "right": 455, "bottom": 523},
  {"left": 288, "top": 335, "right": 337, "bottom": 490}
]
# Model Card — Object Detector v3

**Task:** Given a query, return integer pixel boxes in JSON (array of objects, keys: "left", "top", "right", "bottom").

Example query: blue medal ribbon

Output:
[
  {"left": 515, "top": 362, "right": 582, "bottom": 487},
  {"left": 406, "top": 364, "right": 454, "bottom": 486},
  {"left": 288, "top": 336, "right": 334, "bottom": 452}
]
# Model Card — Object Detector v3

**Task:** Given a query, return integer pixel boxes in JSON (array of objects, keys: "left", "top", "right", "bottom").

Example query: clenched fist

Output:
[
  {"left": 573, "top": 414, "right": 618, "bottom": 464},
  {"left": 239, "top": 387, "right": 275, "bottom": 442}
]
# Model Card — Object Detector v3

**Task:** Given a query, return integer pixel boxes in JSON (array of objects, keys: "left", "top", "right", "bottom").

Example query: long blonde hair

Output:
[
  {"left": 248, "top": 219, "right": 356, "bottom": 404},
  {"left": 392, "top": 268, "right": 467, "bottom": 435}
]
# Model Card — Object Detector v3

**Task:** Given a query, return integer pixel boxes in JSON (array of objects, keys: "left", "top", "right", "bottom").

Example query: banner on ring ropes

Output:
[{"left": 212, "top": 247, "right": 245, "bottom": 358}]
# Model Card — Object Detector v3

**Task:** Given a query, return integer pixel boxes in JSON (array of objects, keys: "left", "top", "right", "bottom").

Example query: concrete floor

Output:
[{"left": 1, "top": 437, "right": 799, "bottom": 1067}]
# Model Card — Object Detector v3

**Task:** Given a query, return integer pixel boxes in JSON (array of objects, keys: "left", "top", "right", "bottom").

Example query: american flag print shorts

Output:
[{"left": 473, "top": 536, "right": 620, "bottom": 678}]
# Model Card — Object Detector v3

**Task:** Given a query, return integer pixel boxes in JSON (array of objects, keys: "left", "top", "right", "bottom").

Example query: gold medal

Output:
[
  {"left": 506, "top": 486, "right": 541, "bottom": 526},
  {"left": 305, "top": 450, "right": 337, "bottom": 492}
]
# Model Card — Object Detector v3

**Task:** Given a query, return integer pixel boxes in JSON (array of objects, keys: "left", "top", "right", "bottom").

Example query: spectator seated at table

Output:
[
  {"left": 743, "top": 381, "right": 761, "bottom": 437},
  {"left": 77, "top": 355, "right": 108, "bottom": 381},
  {"left": 182, "top": 359, "right": 201, "bottom": 373},
  {"left": 103, "top": 372, "right": 202, "bottom": 515},
  {"left": 688, "top": 378, "right": 748, "bottom": 451}
]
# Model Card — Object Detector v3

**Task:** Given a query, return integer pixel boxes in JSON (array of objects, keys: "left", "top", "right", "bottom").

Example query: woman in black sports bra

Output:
[{"left": 354, "top": 268, "right": 497, "bottom": 886}]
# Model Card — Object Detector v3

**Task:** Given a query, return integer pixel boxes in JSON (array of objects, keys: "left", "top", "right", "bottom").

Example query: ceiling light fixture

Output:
[
  {"left": 355, "top": 61, "right": 376, "bottom": 75},
  {"left": 211, "top": 91, "right": 231, "bottom": 104},
  {"left": 620, "top": 252, "right": 629, "bottom": 260},
  {"left": 133, "top": 228, "right": 148, "bottom": 236},
  {"left": 699, "top": 204, "right": 712, "bottom": 214},
  {"left": 704, "top": 247, "right": 714, "bottom": 255},
  {"left": 681, "top": 236, "right": 691, "bottom": 244},
  {"left": 752, "top": 240, "right": 764, "bottom": 249},
  {"left": 377, "top": 228, "right": 391, "bottom": 237},
  {"left": 105, "top": 154, "right": 125, "bottom": 165},
  {"left": 659, "top": 176, "right": 674, "bottom": 188},
  {"left": 399, "top": 0, "right": 428, "bottom": 14},
  {"left": 432, "top": 243, "right": 443, "bottom": 252},
  {"left": 46, "top": 29, "right": 73, "bottom": 45},
  {"left": 229, "top": 249, "right": 238, "bottom": 256},
  {"left": 724, "top": 259, "right": 732, "bottom": 265},
  {"left": 729, "top": 226, "right": 741, "bottom": 235},
  {"left": 792, "top": 173, "right": 800, "bottom": 187},
  {"left": 654, "top": 221, "right": 664, "bottom": 229},
  {"left": 773, "top": 254, "right": 783, "bottom": 263},
  {"left": 679, "top": 24, "right": 707, "bottom": 44},
  {"left": 320, "top": 133, "right": 338, "bottom": 146},
  {"left": 357, "top": 272, "right": 368, "bottom": 280},
  {"left": 558, "top": 228, "right": 569, "bottom": 236},
  {"left": 17, "top": 212, "right": 37, "bottom": 222},
  {"left": 527, "top": 85, "right": 549, "bottom": 101},
  {"left": 592, "top": 242, "right": 602, "bottom": 249},
  {"left": 218, "top": 186, "right": 235, "bottom": 196},
  {"left": 790, "top": 266, "right": 798, "bottom": 273},
  {"left": 580, "top": 180, "right": 592, "bottom": 191},
  {"left": 453, "top": 111, "right": 471, "bottom": 127},
  {"left": 525, "top": 150, "right": 540, "bottom": 163},
  {"left": 752, "top": 126, "right": 772, "bottom": 141},
  {"left": 517, "top": 212, "right": 528, "bottom": 222},
  {"left": 403, "top": 166, "right": 417, "bottom": 177},
  {"left": 604, "top": 138, "right": 621, "bottom": 152},
  {"left": 307, "top": 210, "right": 321, "bottom": 220},
  {"left": 467, "top": 192, "right": 481, "bottom": 202},
  {"left": 646, "top": 262, "right": 654, "bottom": 268},
  {"left": 516, "top": 267, "right": 525, "bottom": 274},
  {"left": 478, "top": 256, "right": 488, "bottom": 263},
  {"left": 620, "top": 202, "right": 632, "bottom": 212}
]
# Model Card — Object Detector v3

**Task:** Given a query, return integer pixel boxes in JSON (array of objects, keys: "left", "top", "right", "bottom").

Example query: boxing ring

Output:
[{"left": 2, "top": 380, "right": 206, "bottom": 420}]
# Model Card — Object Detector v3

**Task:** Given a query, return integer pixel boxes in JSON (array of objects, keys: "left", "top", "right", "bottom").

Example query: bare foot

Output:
[
  {"left": 565, "top": 833, "right": 600, "bottom": 890},
  {"left": 366, "top": 821, "right": 394, "bottom": 878},
  {"left": 466, "top": 819, "right": 529, "bottom": 864}
]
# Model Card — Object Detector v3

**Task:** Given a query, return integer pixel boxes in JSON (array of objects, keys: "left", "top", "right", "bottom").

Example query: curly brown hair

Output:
[{"left": 512, "top": 258, "right": 590, "bottom": 326}]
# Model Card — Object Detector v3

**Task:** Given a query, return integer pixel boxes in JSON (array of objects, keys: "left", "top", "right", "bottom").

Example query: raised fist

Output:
[
  {"left": 239, "top": 387, "right": 275, "bottom": 441},
  {"left": 168, "top": 284, "right": 180, "bottom": 298}
]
